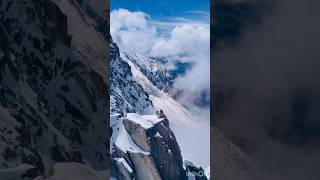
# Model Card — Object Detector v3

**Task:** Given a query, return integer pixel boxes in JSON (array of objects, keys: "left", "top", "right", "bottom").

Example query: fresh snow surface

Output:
[
  {"left": 114, "top": 158, "right": 133, "bottom": 173},
  {"left": 126, "top": 113, "right": 162, "bottom": 129},
  {"left": 111, "top": 116, "right": 150, "bottom": 155}
]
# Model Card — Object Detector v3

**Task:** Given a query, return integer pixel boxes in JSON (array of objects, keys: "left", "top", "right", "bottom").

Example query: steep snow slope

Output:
[
  {"left": 123, "top": 54, "right": 210, "bottom": 168},
  {"left": 111, "top": 115, "right": 150, "bottom": 156},
  {"left": 124, "top": 53, "right": 175, "bottom": 92},
  {"left": 122, "top": 55, "right": 195, "bottom": 125}
]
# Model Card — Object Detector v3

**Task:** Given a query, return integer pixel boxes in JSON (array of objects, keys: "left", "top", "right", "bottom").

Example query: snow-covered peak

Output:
[
  {"left": 126, "top": 113, "right": 163, "bottom": 129},
  {"left": 111, "top": 116, "right": 150, "bottom": 156}
]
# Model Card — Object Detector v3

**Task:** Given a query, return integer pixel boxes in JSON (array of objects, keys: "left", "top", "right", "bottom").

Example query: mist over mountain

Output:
[{"left": 109, "top": 6, "right": 212, "bottom": 179}]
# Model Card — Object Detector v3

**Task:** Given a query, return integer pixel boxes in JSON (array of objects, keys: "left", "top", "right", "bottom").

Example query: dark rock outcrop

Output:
[
  {"left": 146, "top": 118, "right": 186, "bottom": 180},
  {"left": 123, "top": 119, "right": 151, "bottom": 152},
  {"left": 0, "top": 0, "right": 108, "bottom": 177},
  {"left": 112, "top": 114, "right": 194, "bottom": 180}
]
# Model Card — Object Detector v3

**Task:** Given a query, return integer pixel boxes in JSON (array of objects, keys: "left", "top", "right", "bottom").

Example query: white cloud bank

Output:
[{"left": 110, "top": 9, "right": 210, "bottom": 108}]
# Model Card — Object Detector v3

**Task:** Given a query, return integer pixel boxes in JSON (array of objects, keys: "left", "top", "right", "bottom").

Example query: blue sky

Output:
[{"left": 111, "top": 0, "right": 210, "bottom": 22}]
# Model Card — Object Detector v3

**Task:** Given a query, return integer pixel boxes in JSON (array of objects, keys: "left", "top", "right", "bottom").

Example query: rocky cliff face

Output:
[
  {"left": 123, "top": 54, "right": 174, "bottom": 93},
  {"left": 111, "top": 112, "right": 206, "bottom": 180},
  {"left": 0, "top": 0, "right": 108, "bottom": 179}
]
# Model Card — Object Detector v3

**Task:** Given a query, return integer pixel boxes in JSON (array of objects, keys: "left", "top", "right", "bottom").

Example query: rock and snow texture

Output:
[
  {"left": 124, "top": 53, "right": 210, "bottom": 170},
  {"left": 110, "top": 35, "right": 209, "bottom": 179},
  {"left": 0, "top": 0, "right": 108, "bottom": 179}
]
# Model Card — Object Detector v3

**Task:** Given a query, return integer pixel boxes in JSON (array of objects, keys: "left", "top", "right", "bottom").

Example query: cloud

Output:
[
  {"left": 214, "top": 0, "right": 320, "bottom": 179},
  {"left": 111, "top": 8, "right": 210, "bottom": 111},
  {"left": 110, "top": 9, "right": 160, "bottom": 54}
]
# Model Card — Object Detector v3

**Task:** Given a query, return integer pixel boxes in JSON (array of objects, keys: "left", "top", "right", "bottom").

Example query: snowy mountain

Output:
[
  {"left": 123, "top": 54, "right": 174, "bottom": 92},
  {"left": 123, "top": 53, "right": 192, "bottom": 93},
  {"left": 110, "top": 36, "right": 209, "bottom": 179},
  {"left": 0, "top": 0, "right": 108, "bottom": 179}
]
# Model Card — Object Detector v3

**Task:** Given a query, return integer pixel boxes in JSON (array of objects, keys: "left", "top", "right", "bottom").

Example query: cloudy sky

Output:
[{"left": 110, "top": 1, "right": 210, "bottom": 110}]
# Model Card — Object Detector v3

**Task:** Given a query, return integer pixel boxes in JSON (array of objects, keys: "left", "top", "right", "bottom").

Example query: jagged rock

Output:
[
  {"left": 147, "top": 118, "right": 186, "bottom": 180},
  {"left": 111, "top": 158, "right": 132, "bottom": 180},
  {"left": 113, "top": 112, "right": 189, "bottom": 180},
  {"left": 128, "top": 152, "right": 161, "bottom": 180},
  {"left": 123, "top": 118, "right": 151, "bottom": 152}
]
